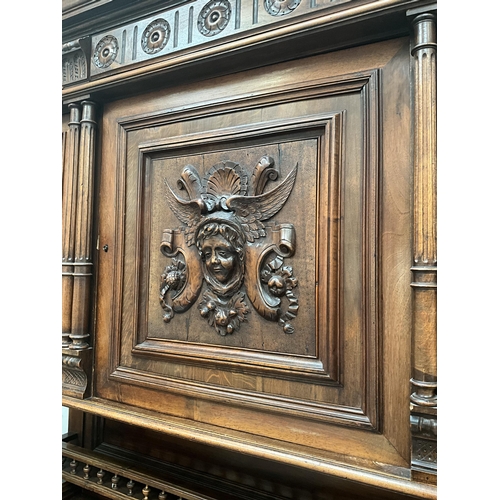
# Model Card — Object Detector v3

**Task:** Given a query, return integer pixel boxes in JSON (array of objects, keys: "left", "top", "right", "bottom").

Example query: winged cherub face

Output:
[
  {"left": 201, "top": 235, "right": 236, "bottom": 283},
  {"left": 197, "top": 222, "right": 245, "bottom": 289}
]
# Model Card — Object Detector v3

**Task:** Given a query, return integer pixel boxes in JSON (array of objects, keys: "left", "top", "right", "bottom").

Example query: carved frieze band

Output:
[{"left": 64, "top": 0, "right": 353, "bottom": 80}]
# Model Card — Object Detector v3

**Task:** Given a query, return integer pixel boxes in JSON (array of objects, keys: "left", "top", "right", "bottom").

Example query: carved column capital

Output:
[
  {"left": 411, "top": 13, "right": 437, "bottom": 55},
  {"left": 62, "top": 37, "right": 91, "bottom": 87}
]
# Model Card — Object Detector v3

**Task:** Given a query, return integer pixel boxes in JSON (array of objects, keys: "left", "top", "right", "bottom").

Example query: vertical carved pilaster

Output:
[
  {"left": 70, "top": 101, "right": 97, "bottom": 350},
  {"left": 62, "top": 104, "right": 81, "bottom": 347},
  {"left": 409, "top": 10, "right": 437, "bottom": 475}
]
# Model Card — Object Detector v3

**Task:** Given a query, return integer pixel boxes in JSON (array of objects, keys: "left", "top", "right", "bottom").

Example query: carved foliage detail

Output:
[
  {"left": 62, "top": 51, "right": 87, "bottom": 84},
  {"left": 160, "top": 156, "right": 299, "bottom": 335}
]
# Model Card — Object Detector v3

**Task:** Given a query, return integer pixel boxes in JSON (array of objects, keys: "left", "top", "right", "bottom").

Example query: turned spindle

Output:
[
  {"left": 111, "top": 473, "right": 119, "bottom": 489},
  {"left": 83, "top": 464, "right": 90, "bottom": 479},
  {"left": 127, "top": 479, "right": 135, "bottom": 495},
  {"left": 97, "top": 469, "right": 105, "bottom": 485}
]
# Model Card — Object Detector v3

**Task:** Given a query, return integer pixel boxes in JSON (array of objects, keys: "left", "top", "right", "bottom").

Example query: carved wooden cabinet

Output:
[{"left": 62, "top": 1, "right": 437, "bottom": 499}]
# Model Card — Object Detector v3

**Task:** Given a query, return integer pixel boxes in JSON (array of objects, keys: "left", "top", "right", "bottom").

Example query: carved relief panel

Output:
[
  {"left": 95, "top": 37, "right": 412, "bottom": 468},
  {"left": 121, "top": 122, "right": 342, "bottom": 387},
  {"left": 149, "top": 145, "right": 310, "bottom": 352},
  {"left": 159, "top": 155, "right": 299, "bottom": 337}
]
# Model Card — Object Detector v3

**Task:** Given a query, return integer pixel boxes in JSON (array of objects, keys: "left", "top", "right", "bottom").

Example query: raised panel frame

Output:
[
  {"left": 99, "top": 69, "right": 380, "bottom": 431},
  {"left": 94, "top": 37, "right": 412, "bottom": 469}
]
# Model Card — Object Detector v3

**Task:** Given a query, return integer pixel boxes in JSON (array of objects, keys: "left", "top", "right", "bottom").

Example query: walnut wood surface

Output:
[
  {"left": 93, "top": 35, "right": 413, "bottom": 473},
  {"left": 62, "top": 2, "right": 438, "bottom": 498}
]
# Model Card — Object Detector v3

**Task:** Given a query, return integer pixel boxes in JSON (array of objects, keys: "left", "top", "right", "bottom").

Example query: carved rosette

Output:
[
  {"left": 92, "top": 35, "right": 119, "bottom": 68},
  {"left": 160, "top": 156, "right": 299, "bottom": 335},
  {"left": 141, "top": 19, "right": 171, "bottom": 54},
  {"left": 264, "top": 0, "right": 301, "bottom": 16},
  {"left": 197, "top": 0, "right": 231, "bottom": 37}
]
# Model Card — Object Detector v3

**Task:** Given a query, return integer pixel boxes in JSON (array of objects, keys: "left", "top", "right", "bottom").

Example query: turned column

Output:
[
  {"left": 69, "top": 100, "right": 97, "bottom": 350},
  {"left": 409, "top": 10, "right": 437, "bottom": 475},
  {"left": 62, "top": 103, "right": 81, "bottom": 348}
]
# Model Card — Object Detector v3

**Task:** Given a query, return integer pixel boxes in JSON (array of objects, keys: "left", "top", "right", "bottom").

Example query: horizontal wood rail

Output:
[{"left": 63, "top": 397, "right": 437, "bottom": 499}]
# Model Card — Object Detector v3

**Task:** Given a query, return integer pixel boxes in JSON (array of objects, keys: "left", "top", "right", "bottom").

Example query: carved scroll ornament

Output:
[{"left": 159, "top": 156, "right": 299, "bottom": 336}]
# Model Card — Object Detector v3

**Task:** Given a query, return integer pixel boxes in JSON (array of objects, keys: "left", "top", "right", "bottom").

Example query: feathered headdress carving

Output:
[{"left": 164, "top": 156, "right": 297, "bottom": 246}]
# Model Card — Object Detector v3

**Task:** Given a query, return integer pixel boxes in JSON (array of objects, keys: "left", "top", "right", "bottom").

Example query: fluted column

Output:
[
  {"left": 62, "top": 103, "right": 81, "bottom": 347},
  {"left": 70, "top": 100, "right": 97, "bottom": 350},
  {"left": 409, "top": 11, "right": 437, "bottom": 475}
]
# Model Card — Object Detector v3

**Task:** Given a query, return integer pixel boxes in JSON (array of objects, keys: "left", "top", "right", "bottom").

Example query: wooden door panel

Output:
[{"left": 96, "top": 37, "right": 411, "bottom": 469}]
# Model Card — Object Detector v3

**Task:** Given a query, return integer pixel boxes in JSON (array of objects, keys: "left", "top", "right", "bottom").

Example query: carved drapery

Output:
[{"left": 409, "top": 10, "right": 437, "bottom": 475}]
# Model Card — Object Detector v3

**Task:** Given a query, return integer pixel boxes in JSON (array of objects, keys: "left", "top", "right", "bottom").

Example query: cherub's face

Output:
[{"left": 201, "top": 234, "right": 236, "bottom": 284}]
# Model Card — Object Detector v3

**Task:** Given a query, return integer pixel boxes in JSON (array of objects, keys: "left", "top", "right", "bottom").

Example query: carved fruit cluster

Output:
[
  {"left": 159, "top": 258, "right": 186, "bottom": 322},
  {"left": 261, "top": 255, "right": 299, "bottom": 334},
  {"left": 198, "top": 290, "right": 249, "bottom": 336}
]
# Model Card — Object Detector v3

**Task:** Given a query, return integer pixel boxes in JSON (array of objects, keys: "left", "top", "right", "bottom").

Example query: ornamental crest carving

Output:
[{"left": 159, "top": 156, "right": 299, "bottom": 336}]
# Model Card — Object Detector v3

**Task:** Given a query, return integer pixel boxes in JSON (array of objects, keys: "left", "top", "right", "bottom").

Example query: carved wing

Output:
[
  {"left": 164, "top": 180, "right": 203, "bottom": 246},
  {"left": 227, "top": 163, "right": 297, "bottom": 220},
  {"left": 226, "top": 164, "right": 297, "bottom": 241}
]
